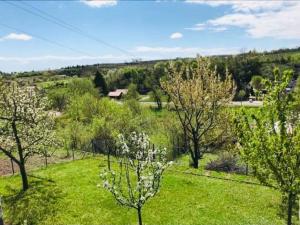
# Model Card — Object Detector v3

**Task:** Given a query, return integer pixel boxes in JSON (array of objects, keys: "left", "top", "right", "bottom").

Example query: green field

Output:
[{"left": 0, "top": 155, "right": 284, "bottom": 225}]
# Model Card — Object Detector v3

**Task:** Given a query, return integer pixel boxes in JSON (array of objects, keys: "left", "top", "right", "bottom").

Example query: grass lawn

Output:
[{"left": 0, "top": 156, "right": 284, "bottom": 225}]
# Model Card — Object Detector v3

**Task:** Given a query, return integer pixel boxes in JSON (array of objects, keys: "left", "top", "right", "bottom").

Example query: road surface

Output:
[{"left": 138, "top": 101, "right": 263, "bottom": 107}]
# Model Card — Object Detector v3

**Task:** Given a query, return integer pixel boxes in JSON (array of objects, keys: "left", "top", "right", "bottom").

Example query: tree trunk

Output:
[
  {"left": 0, "top": 197, "right": 3, "bottom": 225},
  {"left": 287, "top": 192, "right": 295, "bottom": 225},
  {"left": 137, "top": 206, "right": 142, "bottom": 225},
  {"left": 107, "top": 147, "right": 111, "bottom": 171},
  {"left": 183, "top": 128, "right": 189, "bottom": 153},
  {"left": 19, "top": 163, "right": 29, "bottom": 191},
  {"left": 191, "top": 135, "right": 200, "bottom": 169},
  {"left": 11, "top": 159, "right": 15, "bottom": 175}
]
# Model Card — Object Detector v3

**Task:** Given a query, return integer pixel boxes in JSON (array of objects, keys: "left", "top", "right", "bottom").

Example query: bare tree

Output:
[
  {"left": 0, "top": 81, "right": 56, "bottom": 191},
  {"left": 161, "top": 57, "right": 235, "bottom": 168}
]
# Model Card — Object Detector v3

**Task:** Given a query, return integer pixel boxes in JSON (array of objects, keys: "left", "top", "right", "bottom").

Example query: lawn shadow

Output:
[{"left": 3, "top": 178, "right": 64, "bottom": 225}]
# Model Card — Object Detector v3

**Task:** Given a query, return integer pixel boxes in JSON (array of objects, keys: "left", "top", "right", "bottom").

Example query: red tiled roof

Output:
[{"left": 108, "top": 89, "right": 128, "bottom": 97}]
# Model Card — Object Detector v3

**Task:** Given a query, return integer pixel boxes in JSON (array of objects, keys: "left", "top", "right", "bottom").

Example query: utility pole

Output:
[{"left": 0, "top": 196, "right": 4, "bottom": 225}]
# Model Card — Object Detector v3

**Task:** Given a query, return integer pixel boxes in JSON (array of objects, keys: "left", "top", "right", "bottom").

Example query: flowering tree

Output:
[
  {"left": 100, "top": 132, "right": 172, "bottom": 225},
  {"left": 0, "top": 81, "right": 56, "bottom": 191},
  {"left": 161, "top": 57, "right": 235, "bottom": 168},
  {"left": 234, "top": 68, "right": 300, "bottom": 225}
]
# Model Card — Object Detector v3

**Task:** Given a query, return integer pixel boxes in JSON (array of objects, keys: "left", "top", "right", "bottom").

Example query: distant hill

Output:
[
  {"left": 2, "top": 46, "right": 300, "bottom": 99},
  {"left": 1, "top": 46, "right": 299, "bottom": 78}
]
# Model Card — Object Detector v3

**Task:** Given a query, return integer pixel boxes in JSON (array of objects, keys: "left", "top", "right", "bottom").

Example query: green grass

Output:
[{"left": 0, "top": 156, "right": 284, "bottom": 225}]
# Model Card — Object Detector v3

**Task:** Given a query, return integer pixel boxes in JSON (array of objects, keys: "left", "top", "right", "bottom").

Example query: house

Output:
[{"left": 108, "top": 89, "right": 128, "bottom": 99}]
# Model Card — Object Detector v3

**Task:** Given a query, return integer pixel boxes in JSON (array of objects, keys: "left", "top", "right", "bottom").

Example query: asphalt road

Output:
[{"left": 138, "top": 101, "right": 263, "bottom": 107}]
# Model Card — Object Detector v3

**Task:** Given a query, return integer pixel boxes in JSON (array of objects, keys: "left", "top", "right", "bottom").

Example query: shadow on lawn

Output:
[{"left": 3, "top": 178, "right": 63, "bottom": 225}]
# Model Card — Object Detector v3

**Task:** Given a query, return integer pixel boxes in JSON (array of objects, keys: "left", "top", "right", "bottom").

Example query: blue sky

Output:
[{"left": 0, "top": 0, "right": 299, "bottom": 72}]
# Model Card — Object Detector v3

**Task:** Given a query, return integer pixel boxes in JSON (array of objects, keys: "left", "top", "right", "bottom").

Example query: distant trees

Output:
[
  {"left": 100, "top": 132, "right": 171, "bottom": 225},
  {"left": 69, "top": 78, "right": 98, "bottom": 97},
  {"left": 161, "top": 57, "right": 235, "bottom": 168},
  {"left": 237, "top": 89, "right": 246, "bottom": 102},
  {"left": 48, "top": 88, "right": 69, "bottom": 112},
  {"left": 93, "top": 71, "right": 108, "bottom": 95},
  {"left": 0, "top": 82, "right": 56, "bottom": 191},
  {"left": 126, "top": 83, "right": 139, "bottom": 100},
  {"left": 250, "top": 75, "right": 264, "bottom": 99},
  {"left": 234, "top": 68, "right": 300, "bottom": 225},
  {"left": 146, "top": 62, "right": 168, "bottom": 110}
]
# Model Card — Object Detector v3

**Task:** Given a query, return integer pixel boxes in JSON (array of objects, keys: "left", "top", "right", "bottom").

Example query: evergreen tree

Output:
[{"left": 94, "top": 71, "right": 108, "bottom": 95}]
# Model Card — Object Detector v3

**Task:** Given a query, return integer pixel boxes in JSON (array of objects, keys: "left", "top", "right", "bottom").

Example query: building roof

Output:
[{"left": 108, "top": 89, "right": 128, "bottom": 97}]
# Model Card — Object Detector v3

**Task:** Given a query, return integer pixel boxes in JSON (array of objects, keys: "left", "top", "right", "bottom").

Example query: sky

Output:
[{"left": 0, "top": 0, "right": 300, "bottom": 72}]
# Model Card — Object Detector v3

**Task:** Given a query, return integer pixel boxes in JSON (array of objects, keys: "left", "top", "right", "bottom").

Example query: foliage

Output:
[
  {"left": 47, "top": 88, "right": 69, "bottom": 112},
  {"left": 93, "top": 71, "right": 108, "bottom": 95},
  {"left": 0, "top": 81, "right": 56, "bottom": 191},
  {"left": 234, "top": 68, "right": 300, "bottom": 225},
  {"left": 145, "top": 62, "right": 168, "bottom": 109},
  {"left": 161, "top": 57, "right": 235, "bottom": 168},
  {"left": 237, "top": 89, "right": 246, "bottom": 101},
  {"left": 68, "top": 78, "right": 98, "bottom": 97},
  {"left": 291, "top": 76, "right": 300, "bottom": 112},
  {"left": 250, "top": 75, "right": 265, "bottom": 99},
  {"left": 126, "top": 83, "right": 139, "bottom": 100},
  {"left": 100, "top": 132, "right": 172, "bottom": 225}
]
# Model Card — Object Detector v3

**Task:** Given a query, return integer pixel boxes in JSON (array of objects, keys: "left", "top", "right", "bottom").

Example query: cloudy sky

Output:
[{"left": 0, "top": 0, "right": 299, "bottom": 72}]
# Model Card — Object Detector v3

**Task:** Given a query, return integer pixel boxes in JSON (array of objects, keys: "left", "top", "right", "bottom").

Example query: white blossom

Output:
[{"left": 100, "top": 132, "right": 172, "bottom": 211}]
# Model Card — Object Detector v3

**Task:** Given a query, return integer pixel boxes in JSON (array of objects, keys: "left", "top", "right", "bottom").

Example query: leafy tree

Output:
[
  {"left": 0, "top": 82, "right": 56, "bottom": 191},
  {"left": 291, "top": 76, "right": 300, "bottom": 112},
  {"left": 126, "top": 83, "right": 139, "bottom": 100},
  {"left": 91, "top": 99, "right": 138, "bottom": 168},
  {"left": 234, "top": 68, "right": 300, "bottom": 225},
  {"left": 68, "top": 78, "right": 98, "bottom": 97},
  {"left": 100, "top": 132, "right": 171, "bottom": 225},
  {"left": 150, "top": 89, "right": 163, "bottom": 110},
  {"left": 124, "top": 99, "right": 142, "bottom": 116},
  {"left": 145, "top": 62, "right": 168, "bottom": 110},
  {"left": 250, "top": 75, "right": 264, "bottom": 99},
  {"left": 237, "top": 89, "right": 246, "bottom": 102},
  {"left": 161, "top": 57, "right": 235, "bottom": 168},
  {"left": 48, "top": 88, "right": 69, "bottom": 112},
  {"left": 93, "top": 71, "right": 108, "bottom": 95}
]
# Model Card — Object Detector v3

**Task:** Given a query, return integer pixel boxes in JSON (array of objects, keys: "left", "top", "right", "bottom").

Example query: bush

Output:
[
  {"left": 48, "top": 88, "right": 69, "bottom": 111},
  {"left": 205, "top": 152, "right": 246, "bottom": 174}
]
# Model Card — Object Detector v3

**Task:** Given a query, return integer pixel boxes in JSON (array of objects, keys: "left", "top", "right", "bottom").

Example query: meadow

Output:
[{"left": 0, "top": 155, "right": 284, "bottom": 225}]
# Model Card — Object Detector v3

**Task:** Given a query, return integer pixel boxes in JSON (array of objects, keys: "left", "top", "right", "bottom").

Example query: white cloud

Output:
[
  {"left": 0, "top": 54, "right": 133, "bottom": 72},
  {"left": 134, "top": 46, "right": 240, "bottom": 56},
  {"left": 185, "top": 23, "right": 206, "bottom": 31},
  {"left": 170, "top": 32, "right": 183, "bottom": 39},
  {"left": 208, "top": 4, "right": 300, "bottom": 39},
  {"left": 0, "top": 33, "right": 32, "bottom": 41},
  {"left": 81, "top": 0, "right": 117, "bottom": 8},
  {"left": 210, "top": 27, "right": 227, "bottom": 32},
  {"left": 0, "top": 55, "right": 128, "bottom": 63},
  {"left": 186, "top": 1, "right": 300, "bottom": 39},
  {"left": 185, "top": 0, "right": 293, "bottom": 12},
  {"left": 185, "top": 23, "right": 228, "bottom": 33}
]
